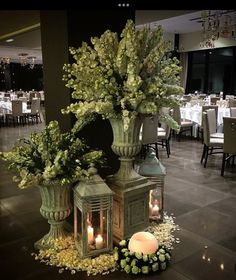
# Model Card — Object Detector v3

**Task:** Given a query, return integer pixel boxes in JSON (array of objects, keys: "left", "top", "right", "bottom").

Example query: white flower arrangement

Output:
[
  {"left": 62, "top": 19, "right": 184, "bottom": 131},
  {"left": 0, "top": 121, "right": 104, "bottom": 189}
]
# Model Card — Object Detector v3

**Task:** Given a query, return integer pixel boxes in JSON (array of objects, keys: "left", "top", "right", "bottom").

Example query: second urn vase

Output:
[{"left": 34, "top": 182, "right": 72, "bottom": 250}]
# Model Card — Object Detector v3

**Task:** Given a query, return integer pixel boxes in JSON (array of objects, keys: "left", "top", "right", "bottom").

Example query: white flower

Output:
[
  {"left": 0, "top": 121, "right": 105, "bottom": 189},
  {"left": 62, "top": 19, "right": 184, "bottom": 132}
]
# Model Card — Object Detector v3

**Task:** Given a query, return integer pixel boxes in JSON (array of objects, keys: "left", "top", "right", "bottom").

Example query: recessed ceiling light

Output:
[{"left": 6, "top": 38, "right": 14, "bottom": 43}]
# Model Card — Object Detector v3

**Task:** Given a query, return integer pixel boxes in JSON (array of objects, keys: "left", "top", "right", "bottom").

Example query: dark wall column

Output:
[
  {"left": 40, "top": 9, "right": 135, "bottom": 177},
  {"left": 40, "top": 11, "right": 71, "bottom": 132}
]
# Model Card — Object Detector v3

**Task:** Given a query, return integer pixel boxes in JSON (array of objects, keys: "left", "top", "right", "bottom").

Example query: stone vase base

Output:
[{"left": 34, "top": 220, "right": 69, "bottom": 250}]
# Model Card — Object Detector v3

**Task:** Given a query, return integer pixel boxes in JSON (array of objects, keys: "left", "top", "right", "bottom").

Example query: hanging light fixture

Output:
[
  {"left": 200, "top": 10, "right": 236, "bottom": 49},
  {"left": 27, "top": 56, "right": 36, "bottom": 69},
  {"left": 200, "top": 10, "right": 221, "bottom": 48},
  {"left": 0, "top": 57, "right": 11, "bottom": 70},
  {"left": 18, "top": 53, "right": 29, "bottom": 66},
  {"left": 18, "top": 53, "right": 37, "bottom": 68}
]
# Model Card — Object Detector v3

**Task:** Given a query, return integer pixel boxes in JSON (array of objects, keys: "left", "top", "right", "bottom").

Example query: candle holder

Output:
[
  {"left": 138, "top": 147, "right": 166, "bottom": 222},
  {"left": 73, "top": 165, "right": 113, "bottom": 258}
]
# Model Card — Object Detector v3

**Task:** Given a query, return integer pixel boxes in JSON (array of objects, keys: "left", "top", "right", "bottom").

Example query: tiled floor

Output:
[{"left": 0, "top": 125, "right": 236, "bottom": 279}]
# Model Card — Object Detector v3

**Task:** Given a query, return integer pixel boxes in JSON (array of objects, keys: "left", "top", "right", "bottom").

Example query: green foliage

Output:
[
  {"left": 62, "top": 19, "right": 184, "bottom": 132},
  {"left": 0, "top": 121, "right": 104, "bottom": 189}
]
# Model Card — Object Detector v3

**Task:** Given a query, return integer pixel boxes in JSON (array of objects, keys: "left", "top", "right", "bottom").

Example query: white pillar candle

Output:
[
  {"left": 152, "top": 204, "right": 159, "bottom": 216},
  {"left": 95, "top": 234, "right": 103, "bottom": 249},
  {"left": 87, "top": 225, "right": 94, "bottom": 244},
  {"left": 128, "top": 232, "right": 158, "bottom": 255}
]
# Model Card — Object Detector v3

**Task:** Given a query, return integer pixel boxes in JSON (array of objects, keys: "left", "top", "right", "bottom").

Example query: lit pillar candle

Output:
[
  {"left": 87, "top": 225, "right": 94, "bottom": 244},
  {"left": 152, "top": 204, "right": 159, "bottom": 216},
  {"left": 128, "top": 232, "right": 158, "bottom": 255},
  {"left": 95, "top": 234, "right": 103, "bottom": 249}
]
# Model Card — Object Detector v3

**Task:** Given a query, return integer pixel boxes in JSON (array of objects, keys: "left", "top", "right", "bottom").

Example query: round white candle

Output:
[
  {"left": 95, "top": 234, "right": 103, "bottom": 250},
  {"left": 152, "top": 204, "right": 159, "bottom": 216},
  {"left": 128, "top": 232, "right": 158, "bottom": 255},
  {"left": 87, "top": 225, "right": 94, "bottom": 244}
]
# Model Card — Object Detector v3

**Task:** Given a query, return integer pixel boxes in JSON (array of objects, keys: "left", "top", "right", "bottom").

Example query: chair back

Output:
[
  {"left": 172, "top": 106, "right": 181, "bottom": 125},
  {"left": 211, "top": 97, "right": 220, "bottom": 105},
  {"left": 19, "top": 96, "right": 27, "bottom": 102},
  {"left": 199, "top": 94, "right": 206, "bottom": 99},
  {"left": 29, "top": 91, "right": 36, "bottom": 102},
  {"left": 183, "top": 95, "right": 191, "bottom": 102},
  {"left": 229, "top": 98, "right": 236, "bottom": 108},
  {"left": 12, "top": 100, "right": 23, "bottom": 116},
  {"left": 206, "top": 109, "right": 217, "bottom": 134},
  {"left": 230, "top": 107, "right": 236, "bottom": 117},
  {"left": 159, "top": 107, "right": 171, "bottom": 139},
  {"left": 202, "top": 105, "right": 218, "bottom": 127},
  {"left": 223, "top": 117, "right": 236, "bottom": 154},
  {"left": 141, "top": 115, "right": 158, "bottom": 145},
  {"left": 202, "top": 112, "right": 210, "bottom": 146},
  {"left": 31, "top": 98, "right": 40, "bottom": 114}
]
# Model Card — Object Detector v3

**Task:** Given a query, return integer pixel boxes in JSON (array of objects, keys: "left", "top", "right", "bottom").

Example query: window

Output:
[{"left": 186, "top": 47, "right": 236, "bottom": 96}]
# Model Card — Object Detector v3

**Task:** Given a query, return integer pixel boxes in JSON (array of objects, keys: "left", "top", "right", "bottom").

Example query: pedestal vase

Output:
[
  {"left": 34, "top": 182, "right": 72, "bottom": 250},
  {"left": 106, "top": 116, "right": 156, "bottom": 242},
  {"left": 107, "top": 116, "right": 147, "bottom": 188}
]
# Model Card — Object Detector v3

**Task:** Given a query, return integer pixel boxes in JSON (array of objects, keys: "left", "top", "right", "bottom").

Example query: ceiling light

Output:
[{"left": 6, "top": 38, "right": 14, "bottom": 43}]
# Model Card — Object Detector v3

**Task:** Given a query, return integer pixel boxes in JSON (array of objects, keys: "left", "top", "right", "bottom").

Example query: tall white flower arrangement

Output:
[{"left": 62, "top": 20, "right": 184, "bottom": 131}]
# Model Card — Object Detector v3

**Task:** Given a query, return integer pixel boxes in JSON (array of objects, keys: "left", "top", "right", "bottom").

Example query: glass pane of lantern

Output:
[
  {"left": 149, "top": 188, "right": 162, "bottom": 221},
  {"left": 87, "top": 208, "right": 108, "bottom": 252}
]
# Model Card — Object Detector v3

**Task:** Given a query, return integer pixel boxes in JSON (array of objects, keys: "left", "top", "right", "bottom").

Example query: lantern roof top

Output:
[
  {"left": 74, "top": 173, "right": 113, "bottom": 198},
  {"left": 138, "top": 148, "right": 166, "bottom": 177}
]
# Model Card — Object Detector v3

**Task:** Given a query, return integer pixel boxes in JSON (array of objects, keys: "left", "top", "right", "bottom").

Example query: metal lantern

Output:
[
  {"left": 73, "top": 166, "right": 113, "bottom": 258},
  {"left": 138, "top": 147, "right": 166, "bottom": 222}
]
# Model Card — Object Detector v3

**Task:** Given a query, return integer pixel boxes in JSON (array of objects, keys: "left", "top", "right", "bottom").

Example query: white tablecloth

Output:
[
  {"left": 180, "top": 106, "right": 230, "bottom": 126},
  {"left": 0, "top": 101, "right": 27, "bottom": 114},
  {"left": 180, "top": 106, "right": 230, "bottom": 137}
]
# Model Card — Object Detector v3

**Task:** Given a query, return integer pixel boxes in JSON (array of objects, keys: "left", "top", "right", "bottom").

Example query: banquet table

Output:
[
  {"left": 0, "top": 101, "right": 28, "bottom": 115},
  {"left": 180, "top": 106, "right": 230, "bottom": 137}
]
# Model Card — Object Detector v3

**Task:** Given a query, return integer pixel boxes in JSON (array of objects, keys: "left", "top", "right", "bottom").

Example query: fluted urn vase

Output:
[
  {"left": 34, "top": 182, "right": 72, "bottom": 250},
  {"left": 107, "top": 115, "right": 147, "bottom": 188}
]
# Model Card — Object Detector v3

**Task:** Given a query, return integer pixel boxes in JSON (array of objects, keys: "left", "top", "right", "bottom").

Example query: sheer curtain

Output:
[{"left": 179, "top": 52, "right": 188, "bottom": 92}]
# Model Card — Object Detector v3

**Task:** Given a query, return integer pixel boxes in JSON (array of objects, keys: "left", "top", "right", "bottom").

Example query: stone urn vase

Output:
[
  {"left": 107, "top": 115, "right": 146, "bottom": 188},
  {"left": 34, "top": 181, "right": 72, "bottom": 250}
]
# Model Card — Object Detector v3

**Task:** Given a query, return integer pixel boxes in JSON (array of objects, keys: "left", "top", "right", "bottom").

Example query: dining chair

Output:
[
  {"left": 197, "top": 105, "right": 218, "bottom": 141},
  {"left": 173, "top": 105, "right": 193, "bottom": 141},
  {"left": 157, "top": 107, "right": 171, "bottom": 157},
  {"left": 5, "top": 100, "right": 25, "bottom": 126},
  {"left": 206, "top": 109, "right": 223, "bottom": 139},
  {"left": 200, "top": 112, "right": 224, "bottom": 168}
]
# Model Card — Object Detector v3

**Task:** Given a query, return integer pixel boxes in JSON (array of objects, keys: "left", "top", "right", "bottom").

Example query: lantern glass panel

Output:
[
  {"left": 149, "top": 187, "right": 163, "bottom": 221},
  {"left": 87, "top": 208, "right": 108, "bottom": 251}
]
